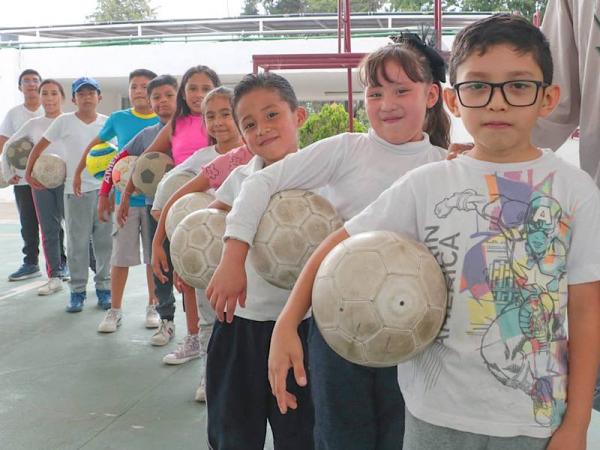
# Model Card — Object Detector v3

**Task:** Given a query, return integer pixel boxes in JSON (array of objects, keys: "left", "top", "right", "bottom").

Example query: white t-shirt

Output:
[
  {"left": 43, "top": 112, "right": 107, "bottom": 194},
  {"left": 151, "top": 145, "right": 220, "bottom": 210},
  {"left": 345, "top": 150, "right": 600, "bottom": 438},
  {"left": 216, "top": 156, "right": 295, "bottom": 321},
  {"left": 224, "top": 129, "right": 447, "bottom": 245},
  {"left": 0, "top": 104, "right": 43, "bottom": 138},
  {"left": 1, "top": 116, "right": 65, "bottom": 186}
]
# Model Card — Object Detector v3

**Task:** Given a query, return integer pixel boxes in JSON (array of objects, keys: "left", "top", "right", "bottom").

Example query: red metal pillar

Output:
[
  {"left": 434, "top": 0, "right": 442, "bottom": 50},
  {"left": 344, "top": 0, "right": 353, "bottom": 131}
]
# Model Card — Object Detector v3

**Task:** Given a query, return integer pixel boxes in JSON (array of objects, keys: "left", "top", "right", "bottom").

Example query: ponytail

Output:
[{"left": 425, "top": 81, "right": 450, "bottom": 148}]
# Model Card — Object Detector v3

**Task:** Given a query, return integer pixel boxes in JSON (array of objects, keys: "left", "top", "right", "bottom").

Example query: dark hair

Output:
[
  {"left": 172, "top": 65, "right": 221, "bottom": 135},
  {"left": 129, "top": 69, "right": 158, "bottom": 82},
  {"left": 18, "top": 69, "right": 41, "bottom": 87},
  {"left": 39, "top": 79, "right": 65, "bottom": 98},
  {"left": 146, "top": 74, "right": 178, "bottom": 96},
  {"left": 359, "top": 43, "right": 451, "bottom": 148},
  {"left": 232, "top": 72, "right": 298, "bottom": 127},
  {"left": 449, "top": 13, "right": 553, "bottom": 85}
]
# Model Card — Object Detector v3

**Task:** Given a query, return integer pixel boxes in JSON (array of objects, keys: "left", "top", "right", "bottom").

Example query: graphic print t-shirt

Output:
[{"left": 345, "top": 150, "right": 600, "bottom": 438}]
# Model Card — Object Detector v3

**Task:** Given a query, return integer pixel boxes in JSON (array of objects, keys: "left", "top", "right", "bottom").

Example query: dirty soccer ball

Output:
[
  {"left": 131, "top": 152, "right": 174, "bottom": 197},
  {"left": 251, "top": 190, "right": 343, "bottom": 290},
  {"left": 112, "top": 156, "right": 138, "bottom": 192},
  {"left": 153, "top": 171, "right": 195, "bottom": 211},
  {"left": 312, "top": 231, "right": 447, "bottom": 368},
  {"left": 32, "top": 154, "right": 66, "bottom": 189},
  {"left": 5, "top": 137, "right": 34, "bottom": 171},
  {"left": 170, "top": 209, "right": 226, "bottom": 289},
  {"left": 165, "top": 192, "right": 215, "bottom": 240}
]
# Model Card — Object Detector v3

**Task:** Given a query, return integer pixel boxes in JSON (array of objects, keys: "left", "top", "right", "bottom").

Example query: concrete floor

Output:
[{"left": 0, "top": 201, "right": 598, "bottom": 450}]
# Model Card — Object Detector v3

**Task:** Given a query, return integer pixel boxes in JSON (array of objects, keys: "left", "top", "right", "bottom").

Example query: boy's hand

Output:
[
  {"left": 152, "top": 243, "right": 170, "bottom": 283},
  {"left": 447, "top": 142, "right": 473, "bottom": 160},
  {"left": 117, "top": 194, "right": 130, "bottom": 227},
  {"left": 207, "top": 257, "right": 247, "bottom": 323},
  {"left": 546, "top": 421, "right": 587, "bottom": 450},
  {"left": 73, "top": 173, "right": 82, "bottom": 197},
  {"left": 97, "top": 196, "right": 112, "bottom": 222},
  {"left": 268, "top": 319, "right": 307, "bottom": 414}
]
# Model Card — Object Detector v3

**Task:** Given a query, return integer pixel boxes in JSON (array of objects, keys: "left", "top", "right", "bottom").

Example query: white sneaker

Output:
[
  {"left": 37, "top": 278, "right": 63, "bottom": 296},
  {"left": 98, "top": 309, "right": 122, "bottom": 333},
  {"left": 150, "top": 319, "right": 175, "bottom": 346},
  {"left": 162, "top": 334, "right": 200, "bottom": 365},
  {"left": 145, "top": 304, "right": 160, "bottom": 329},
  {"left": 195, "top": 352, "right": 207, "bottom": 402}
]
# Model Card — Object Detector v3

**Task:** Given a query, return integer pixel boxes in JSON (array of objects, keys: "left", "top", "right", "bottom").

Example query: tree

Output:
[
  {"left": 389, "top": 0, "right": 546, "bottom": 19},
  {"left": 242, "top": 0, "right": 261, "bottom": 15},
  {"left": 299, "top": 103, "right": 367, "bottom": 148},
  {"left": 243, "top": 0, "right": 385, "bottom": 15},
  {"left": 87, "top": 0, "right": 156, "bottom": 23}
]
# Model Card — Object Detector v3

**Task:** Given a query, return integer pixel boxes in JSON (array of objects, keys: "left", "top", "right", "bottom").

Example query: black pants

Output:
[
  {"left": 146, "top": 206, "right": 176, "bottom": 320},
  {"left": 206, "top": 317, "right": 314, "bottom": 450},
  {"left": 14, "top": 185, "right": 40, "bottom": 266}
]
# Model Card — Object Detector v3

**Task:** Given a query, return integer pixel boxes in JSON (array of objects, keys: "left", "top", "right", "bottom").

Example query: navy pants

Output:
[
  {"left": 308, "top": 318, "right": 405, "bottom": 450},
  {"left": 14, "top": 185, "right": 40, "bottom": 266},
  {"left": 206, "top": 317, "right": 314, "bottom": 450}
]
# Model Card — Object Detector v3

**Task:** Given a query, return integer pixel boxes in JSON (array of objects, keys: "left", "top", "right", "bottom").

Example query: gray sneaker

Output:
[
  {"left": 145, "top": 305, "right": 160, "bottom": 329},
  {"left": 162, "top": 334, "right": 200, "bottom": 365},
  {"left": 38, "top": 277, "right": 63, "bottom": 296},
  {"left": 98, "top": 309, "right": 122, "bottom": 333},
  {"left": 150, "top": 319, "right": 175, "bottom": 346},
  {"left": 195, "top": 352, "right": 207, "bottom": 402}
]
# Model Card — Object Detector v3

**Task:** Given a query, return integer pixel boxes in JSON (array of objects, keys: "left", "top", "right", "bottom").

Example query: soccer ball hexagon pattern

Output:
[
  {"left": 112, "top": 156, "right": 138, "bottom": 192},
  {"left": 165, "top": 192, "right": 215, "bottom": 240},
  {"left": 153, "top": 171, "right": 195, "bottom": 209},
  {"left": 5, "top": 137, "right": 34, "bottom": 171},
  {"left": 32, "top": 154, "right": 66, "bottom": 189},
  {"left": 250, "top": 190, "right": 343, "bottom": 290},
  {"left": 312, "top": 231, "right": 447, "bottom": 368},
  {"left": 170, "top": 208, "right": 226, "bottom": 289},
  {"left": 131, "top": 152, "right": 174, "bottom": 197}
]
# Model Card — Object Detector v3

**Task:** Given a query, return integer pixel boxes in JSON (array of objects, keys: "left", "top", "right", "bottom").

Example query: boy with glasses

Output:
[{"left": 0, "top": 70, "right": 45, "bottom": 281}]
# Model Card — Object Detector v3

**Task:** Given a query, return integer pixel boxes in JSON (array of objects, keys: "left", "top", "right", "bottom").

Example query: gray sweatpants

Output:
[
  {"left": 64, "top": 191, "right": 112, "bottom": 293},
  {"left": 403, "top": 409, "right": 550, "bottom": 450},
  {"left": 32, "top": 185, "right": 65, "bottom": 278}
]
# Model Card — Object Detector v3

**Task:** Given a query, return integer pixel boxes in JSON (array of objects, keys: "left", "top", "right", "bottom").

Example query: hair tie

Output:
[{"left": 395, "top": 33, "right": 447, "bottom": 83}]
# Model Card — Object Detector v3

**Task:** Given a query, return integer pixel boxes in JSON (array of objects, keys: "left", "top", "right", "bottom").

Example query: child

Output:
[
  {"left": 95, "top": 74, "right": 177, "bottom": 333},
  {"left": 150, "top": 87, "right": 250, "bottom": 401},
  {"left": 31, "top": 77, "right": 111, "bottom": 312},
  {"left": 13, "top": 79, "right": 67, "bottom": 295},
  {"left": 270, "top": 14, "right": 600, "bottom": 450},
  {"left": 0, "top": 69, "right": 44, "bottom": 281},
  {"left": 204, "top": 73, "right": 314, "bottom": 449},
  {"left": 208, "top": 37, "right": 449, "bottom": 449},
  {"left": 74, "top": 69, "right": 160, "bottom": 325}
]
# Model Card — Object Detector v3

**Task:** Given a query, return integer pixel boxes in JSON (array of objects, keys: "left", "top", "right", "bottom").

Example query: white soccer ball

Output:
[
  {"left": 251, "top": 190, "right": 343, "bottom": 290},
  {"left": 131, "top": 152, "right": 174, "bottom": 197},
  {"left": 312, "top": 231, "right": 447, "bottom": 368},
  {"left": 32, "top": 154, "right": 66, "bottom": 189},
  {"left": 153, "top": 171, "right": 195, "bottom": 210},
  {"left": 112, "top": 155, "right": 138, "bottom": 192},
  {"left": 165, "top": 192, "right": 215, "bottom": 240},
  {"left": 0, "top": 170, "right": 9, "bottom": 188},
  {"left": 170, "top": 208, "right": 226, "bottom": 289},
  {"left": 5, "top": 137, "right": 34, "bottom": 171}
]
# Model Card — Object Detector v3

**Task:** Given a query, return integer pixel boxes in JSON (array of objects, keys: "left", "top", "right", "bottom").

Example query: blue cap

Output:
[{"left": 72, "top": 77, "right": 101, "bottom": 95}]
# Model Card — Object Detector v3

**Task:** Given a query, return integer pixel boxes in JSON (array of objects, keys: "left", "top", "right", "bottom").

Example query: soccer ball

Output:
[
  {"left": 312, "top": 231, "right": 447, "bottom": 368},
  {"left": 153, "top": 171, "right": 195, "bottom": 210},
  {"left": 250, "top": 190, "right": 343, "bottom": 290},
  {"left": 165, "top": 192, "right": 215, "bottom": 240},
  {"left": 0, "top": 170, "right": 9, "bottom": 188},
  {"left": 131, "top": 152, "right": 174, "bottom": 197},
  {"left": 5, "top": 137, "right": 34, "bottom": 171},
  {"left": 32, "top": 154, "right": 66, "bottom": 189},
  {"left": 86, "top": 141, "right": 117, "bottom": 179},
  {"left": 112, "top": 155, "right": 138, "bottom": 192},
  {"left": 170, "top": 208, "right": 226, "bottom": 289}
]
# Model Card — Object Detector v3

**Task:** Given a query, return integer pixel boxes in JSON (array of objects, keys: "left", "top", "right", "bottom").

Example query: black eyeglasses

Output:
[{"left": 453, "top": 80, "right": 548, "bottom": 108}]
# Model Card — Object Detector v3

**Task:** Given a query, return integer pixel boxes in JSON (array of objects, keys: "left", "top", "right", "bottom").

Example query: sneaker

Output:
[
  {"left": 98, "top": 309, "right": 122, "bottom": 333},
  {"left": 195, "top": 353, "right": 207, "bottom": 402},
  {"left": 8, "top": 263, "right": 41, "bottom": 281},
  {"left": 162, "top": 334, "right": 200, "bottom": 365},
  {"left": 150, "top": 320, "right": 175, "bottom": 346},
  {"left": 66, "top": 292, "right": 85, "bottom": 313},
  {"left": 96, "top": 289, "right": 112, "bottom": 310},
  {"left": 145, "top": 305, "right": 160, "bottom": 329},
  {"left": 37, "top": 277, "right": 63, "bottom": 296}
]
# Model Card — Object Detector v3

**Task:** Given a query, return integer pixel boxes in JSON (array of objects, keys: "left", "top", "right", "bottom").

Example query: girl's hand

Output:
[
  {"left": 546, "top": 421, "right": 587, "bottom": 450},
  {"left": 268, "top": 319, "right": 307, "bottom": 414},
  {"left": 206, "top": 258, "right": 247, "bottom": 323},
  {"left": 8, "top": 174, "right": 21, "bottom": 185},
  {"left": 152, "top": 243, "right": 170, "bottom": 283},
  {"left": 117, "top": 194, "right": 130, "bottom": 227},
  {"left": 447, "top": 142, "right": 473, "bottom": 160},
  {"left": 24, "top": 172, "right": 44, "bottom": 190}
]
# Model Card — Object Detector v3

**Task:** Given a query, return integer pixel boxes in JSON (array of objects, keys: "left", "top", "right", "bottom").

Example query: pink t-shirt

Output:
[
  {"left": 201, "top": 144, "right": 253, "bottom": 190},
  {"left": 171, "top": 115, "right": 209, "bottom": 165}
]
